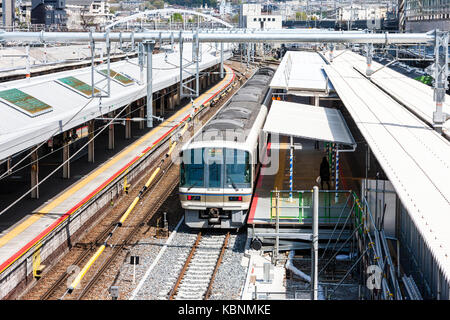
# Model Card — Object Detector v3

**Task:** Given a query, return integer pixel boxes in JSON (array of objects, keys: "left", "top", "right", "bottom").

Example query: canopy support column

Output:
[
  {"left": 108, "top": 113, "right": 115, "bottom": 150},
  {"left": 125, "top": 105, "right": 132, "bottom": 139},
  {"left": 144, "top": 40, "right": 155, "bottom": 128},
  {"left": 63, "top": 131, "right": 70, "bottom": 179},
  {"left": 31, "top": 148, "right": 39, "bottom": 199},
  {"left": 88, "top": 120, "right": 95, "bottom": 163}
]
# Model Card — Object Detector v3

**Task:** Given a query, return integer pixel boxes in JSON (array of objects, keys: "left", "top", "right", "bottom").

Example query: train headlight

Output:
[
  {"left": 187, "top": 195, "right": 201, "bottom": 201},
  {"left": 229, "top": 196, "right": 242, "bottom": 201}
]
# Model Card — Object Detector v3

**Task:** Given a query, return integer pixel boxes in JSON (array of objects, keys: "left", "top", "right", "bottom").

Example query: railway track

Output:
[
  {"left": 20, "top": 63, "right": 256, "bottom": 300},
  {"left": 75, "top": 174, "right": 179, "bottom": 300},
  {"left": 37, "top": 153, "right": 177, "bottom": 300},
  {"left": 159, "top": 232, "right": 230, "bottom": 300},
  {"left": 32, "top": 149, "right": 173, "bottom": 300},
  {"left": 22, "top": 64, "right": 252, "bottom": 300}
]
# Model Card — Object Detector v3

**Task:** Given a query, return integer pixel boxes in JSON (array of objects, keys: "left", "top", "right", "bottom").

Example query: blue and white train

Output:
[{"left": 179, "top": 68, "right": 274, "bottom": 229}]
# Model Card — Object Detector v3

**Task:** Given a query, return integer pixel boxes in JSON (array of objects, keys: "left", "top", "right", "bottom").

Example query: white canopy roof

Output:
[
  {"left": 0, "top": 44, "right": 231, "bottom": 161},
  {"left": 263, "top": 100, "right": 355, "bottom": 146},
  {"left": 324, "top": 50, "right": 450, "bottom": 282},
  {"left": 270, "top": 51, "right": 334, "bottom": 94}
]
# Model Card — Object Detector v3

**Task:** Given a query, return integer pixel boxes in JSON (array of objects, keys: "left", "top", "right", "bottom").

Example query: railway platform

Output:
[
  {"left": 0, "top": 65, "right": 236, "bottom": 299},
  {"left": 246, "top": 99, "right": 361, "bottom": 252}
]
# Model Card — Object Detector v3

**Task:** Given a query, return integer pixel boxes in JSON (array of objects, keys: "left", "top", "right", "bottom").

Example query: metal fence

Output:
[
  {"left": 269, "top": 190, "right": 356, "bottom": 225},
  {"left": 268, "top": 189, "right": 403, "bottom": 300}
]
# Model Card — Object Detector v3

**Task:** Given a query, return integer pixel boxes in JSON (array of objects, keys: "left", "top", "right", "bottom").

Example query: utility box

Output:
[{"left": 109, "top": 286, "right": 119, "bottom": 300}]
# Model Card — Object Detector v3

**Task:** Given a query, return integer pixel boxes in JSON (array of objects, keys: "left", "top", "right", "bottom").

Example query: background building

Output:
[
  {"left": 1, "top": 0, "right": 15, "bottom": 27},
  {"left": 31, "top": 0, "right": 67, "bottom": 26},
  {"left": 405, "top": 0, "right": 450, "bottom": 32},
  {"left": 239, "top": 3, "right": 282, "bottom": 29},
  {"left": 66, "top": 0, "right": 113, "bottom": 30},
  {"left": 239, "top": 3, "right": 261, "bottom": 27}
]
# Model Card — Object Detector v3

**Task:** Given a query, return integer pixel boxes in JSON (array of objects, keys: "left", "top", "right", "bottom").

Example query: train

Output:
[{"left": 179, "top": 67, "right": 274, "bottom": 229}]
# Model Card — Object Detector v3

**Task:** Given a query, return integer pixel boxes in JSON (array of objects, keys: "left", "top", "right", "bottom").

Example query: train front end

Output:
[{"left": 180, "top": 144, "right": 254, "bottom": 229}]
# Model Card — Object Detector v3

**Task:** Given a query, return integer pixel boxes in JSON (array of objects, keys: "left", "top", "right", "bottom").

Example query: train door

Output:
[{"left": 205, "top": 147, "right": 225, "bottom": 209}]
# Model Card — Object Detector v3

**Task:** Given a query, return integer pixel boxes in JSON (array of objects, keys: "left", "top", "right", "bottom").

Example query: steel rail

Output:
[
  {"left": 64, "top": 65, "right": 238, "bottom": 297},
  {"left": 0, "top": 30, "right": 435, "bottom": 44},
  {"left": 40, "top": 221, "right": 118, "bottom": 300},
  {"left": 43, "top": 71, "right": 237, "bottom": 299},
  {"left": 66, "top": 123, "right": 189, "bottom": 295},
  {"left": 204, "top": 232, "right": 230, "bottom": 300},
  {"left": 76, "top": 172, "right": 179, "bottom": 300}
]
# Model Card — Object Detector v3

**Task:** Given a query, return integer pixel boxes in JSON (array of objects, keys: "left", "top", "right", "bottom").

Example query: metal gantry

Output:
[{"left": 1, "top": 28, "right": 443, "bottom": 131}]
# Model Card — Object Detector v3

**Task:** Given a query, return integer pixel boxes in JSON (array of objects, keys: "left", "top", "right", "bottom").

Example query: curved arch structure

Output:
[{"left": 106, "top": 9, "right": 233, "bottom": 30}]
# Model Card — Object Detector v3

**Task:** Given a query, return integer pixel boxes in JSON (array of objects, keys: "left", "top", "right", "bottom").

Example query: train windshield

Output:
[
  {"left": 225, "top": 149, "right": 251, "bottom": 188},
  {"left": 181, "top": 148, "right": 251, "bottom": 189},
  {"left": 180, "top": 148, "right": 204, "bottom": 188}
]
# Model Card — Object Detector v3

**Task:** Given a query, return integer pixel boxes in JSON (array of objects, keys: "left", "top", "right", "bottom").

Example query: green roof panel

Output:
[
  {"left": 99, "top": 69, "right": 134, "bottom": 86},
  {"left": 56, "top": 76, "right": 100, "bottom": 98},
  {"left": 0, "top": 88, "right": 53, "bottom": 117}
]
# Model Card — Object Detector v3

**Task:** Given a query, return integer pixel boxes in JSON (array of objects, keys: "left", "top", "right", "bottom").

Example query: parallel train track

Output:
[{"left": 75, "top": 173, "right": 179, "bottom": 300}]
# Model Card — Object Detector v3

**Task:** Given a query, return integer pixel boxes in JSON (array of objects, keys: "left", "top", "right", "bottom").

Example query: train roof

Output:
[{"left": 186, "top": 68, "right": 274, "bottom": 147}]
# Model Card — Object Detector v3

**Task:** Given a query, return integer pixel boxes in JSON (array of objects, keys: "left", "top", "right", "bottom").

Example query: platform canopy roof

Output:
[
  {"left": 0, "top": 44, "right": 231, "bottom": 161},
  {"left": 269, "top": 51, "right": 334, "bottom": 95},
  {"left": 323, "top": 50, "right": 450, "bottom": 282},
  {"left": 263, "top": 100, "right": 355, "bottom": 146}
]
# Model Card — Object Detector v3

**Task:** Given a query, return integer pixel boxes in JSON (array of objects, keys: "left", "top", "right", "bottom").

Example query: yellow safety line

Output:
[{"left": 0, "top": 66, "right": 233, "bottom": 249}]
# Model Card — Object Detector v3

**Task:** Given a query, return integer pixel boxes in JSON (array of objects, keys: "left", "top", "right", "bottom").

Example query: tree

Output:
[
  {"left": 80, "top": 7, "right": 96, "bottom": 30},
  {"left": 171, "top": 13, "right": 183, "bottom": 23},
  {"left": 296, "top": 11, "right": 307, "bottom": 21}
]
